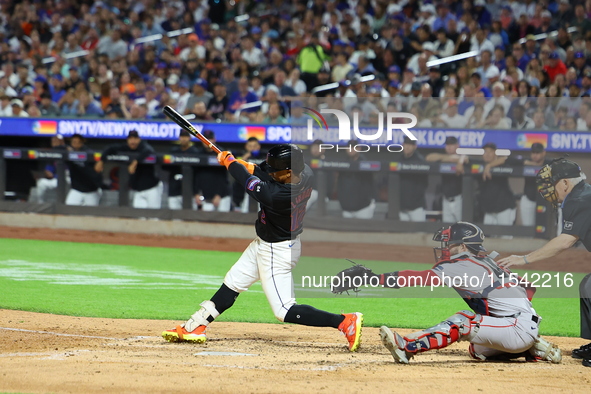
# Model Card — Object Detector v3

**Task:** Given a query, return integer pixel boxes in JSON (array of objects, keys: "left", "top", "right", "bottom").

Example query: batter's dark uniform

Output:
[
  {"left": 559, "top": 181, "right": 591, "bottom": 341},
  {"left": 162, "top": 146, "right": 363, "bottom": 352}
]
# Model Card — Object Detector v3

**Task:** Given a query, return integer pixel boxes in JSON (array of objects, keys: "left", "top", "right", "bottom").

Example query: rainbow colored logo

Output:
[
  {"left": 28, "top": 150, "right": 38, "bottom": 159},
  {"left": 536, "top": 225, "right": 545, "bottom": 233},
  {"left": 516, "top": 133, "right": 548, "bottom": 149},
  {"left": 310, "top": 159, "right": 320, "bottom": 169},
  {"left": 238, "top": 126, "right": 266, "bottom": 141},
  {"left": 33, "top": 120, "right": 57, "bottom": 135},
  {"left": 471, "top": 164, "right": 483, "bottom": 174},
  {"left": 163, "top": 155, "right": 173, "bottom": 164},
  {"left": 389, "top": 162, "right": 399, "bottom": 171},
  {"left": 93, "top": 152, "right": 102, "bottom": 161},
  {"left": 302, "top": 107, "right": 329, "bottom": 130}
]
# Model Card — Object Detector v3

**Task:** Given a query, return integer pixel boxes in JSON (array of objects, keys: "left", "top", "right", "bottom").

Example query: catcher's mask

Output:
[
  {"left": 536, "top": 158, "right": 581, "bottom": 207},
  {"left": 433, "top": 221, "right": 486, "bottom": 262}
]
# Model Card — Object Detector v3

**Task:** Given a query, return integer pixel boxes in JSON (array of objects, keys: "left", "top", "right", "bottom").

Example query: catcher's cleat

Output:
[
  {"left": 528, "top": 336, "right": 562, "bottom": 364},
  {"left": 380, "top": 326, "right": 413, "bottom": 364},
  {"left": 572, "top": 342, "right": 591, "bottom": 359},
  {"left": 162, "top": 324, "right": 207, "bottom": 343},
  {"left": 338, "top": 312, "right": 363, "bottom": 352}
]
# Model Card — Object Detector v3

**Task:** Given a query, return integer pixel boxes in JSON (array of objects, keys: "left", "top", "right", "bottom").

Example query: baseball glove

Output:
[{"left": 331, "top": 260, "right": 378, "bottom": 294}]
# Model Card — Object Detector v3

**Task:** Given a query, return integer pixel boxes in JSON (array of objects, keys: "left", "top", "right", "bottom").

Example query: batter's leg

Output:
[
  {"left": 257, "top": 238, "right": 362, "bottom": 351},
  {"left": 162, "top": 239, "right": 261, "bottom": 343}
]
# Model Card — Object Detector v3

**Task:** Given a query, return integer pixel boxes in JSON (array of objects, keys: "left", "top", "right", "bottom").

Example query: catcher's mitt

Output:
[{"left": 331, "top": 260, "right": 378, "bottom": 294}]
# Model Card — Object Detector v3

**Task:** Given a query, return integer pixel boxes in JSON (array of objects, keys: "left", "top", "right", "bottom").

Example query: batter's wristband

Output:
[{"left": 523, "top": 255, "right": 531, "bottom": 265}]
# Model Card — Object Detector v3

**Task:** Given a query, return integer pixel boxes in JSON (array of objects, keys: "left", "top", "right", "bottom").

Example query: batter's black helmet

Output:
[{"left": 266, "top": 144, "right": 305, "bottom": 174}]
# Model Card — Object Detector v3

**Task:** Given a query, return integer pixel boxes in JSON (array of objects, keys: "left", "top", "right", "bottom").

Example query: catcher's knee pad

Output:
[
  {"left": 185, "top": 301, "right": 220, "bottom": 332},
  {"left": 403, "top": 310, "right": 481, "bottom": 353}
]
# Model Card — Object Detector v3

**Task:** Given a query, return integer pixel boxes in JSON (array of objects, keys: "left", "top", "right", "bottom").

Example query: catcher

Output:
[{"left": 334, "top": 221, "right": 562, "bottom": 364}]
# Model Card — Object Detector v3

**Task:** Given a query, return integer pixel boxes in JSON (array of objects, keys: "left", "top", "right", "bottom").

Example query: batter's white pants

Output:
[
  {"left": 167, "top": 195, "right": 198, "bottom": 210},
  {"left": 483, "top": 208, "right": 516, "bottom": 226},
  {"left": 442, "top": 195, "right": 462, "bottom": 223},
  {"left": 224, "top": 236, "right": 300, "bottom": 322},
  {"left": 36, "top": 178, "right": 57, "bottom": 203},
  {"left": 343, "top": 199, "right": 376, "bottom": 219},
  {"left": 202, "top": 196, "right": 232, "bottom": 212},
  {"left": 65, "top": 189, "right": 102, "bottom": 206},
  {"left": 133, "top": 181, "right": 163, "bottom": 209},
  {"left": 399, "top": 207, "right": 426, "bottom": 222},
  {"left": 519, "top": 195, "right": 536, "bottom": 227},
  {"left": 471, "top": 313, "right": 539, "bottom": 356}
]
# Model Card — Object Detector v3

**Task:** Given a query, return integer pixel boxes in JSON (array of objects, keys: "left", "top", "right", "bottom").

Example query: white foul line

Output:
[{"left": 0, "top": 327, "right": 153, "bottom": 341}]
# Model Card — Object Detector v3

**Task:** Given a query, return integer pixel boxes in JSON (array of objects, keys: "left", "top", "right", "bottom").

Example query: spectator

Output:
[
  {"left": 532, "top": 110, "right": 549, "bottom": 130},
  {"left": 97, "top": 30, "right": 128, "bottom": 61},
  {"left": 0, "top": 94, "right": 12, "bottom": 116},
  {"left": 484, "top": 104, "right": 511, "bottom": 129},
  {"left": 192, "top": 101, "right": 213, "bottom": 121},
  {"left": 479, "top": 142, "right": 516, "bottom": 226},
  {"left": 185, "top": 78, "right": 213, "bottom": 113},
  {"left": 285, "top": 68, "right": 307, "bottom": 96},
  {"left": 39, "top": 93, "right": 60, "bottom": 117},
  {"left": 10, "top": 99, "right": 29, "bottom": 117},
  {"left": 484, "top": 82, "right": 511, "bottom": 117},
  {"left": 77, "top": 91, "right": 104, "bottom": 117},
  {"left": 176, "top": 81, "right": 191, "bottom": 115},
  {"left": 297, "top": 35, "right": 330, "bottom": 90},
  {"left": 268, "top": 70, "right": 296, "bottom": 97},
  {"left": 544, "top": 51, "right": 567, "bottom": 83},
  {"left": 59, "top": 89, "right": 79, "bottom": 116},
  {"left": 228, "top": 77, "right": 259, "bottom": 118},
  {"left": 437, "top": 99, "right": 468, "bottom": 128},
  {"left": 471, "top": 72, "right": 492, "bottom": 97},
  {"left": 207, "top": 84, "right": 229, "bottom": 121},
  {"left": 470, "top": 27, "right": 495, "bottom": 58},
  {"left": 180, "top": 34, "right": 206, "bottom": 62},
  {"left": 263, "top": 102, "right": 288, "bottom": 124},
  {"left": 433, "top": 28, "right": 455, "bottom": 58},
  {"left": 511, "top": 104, "right": 535, "bottom": 129}
]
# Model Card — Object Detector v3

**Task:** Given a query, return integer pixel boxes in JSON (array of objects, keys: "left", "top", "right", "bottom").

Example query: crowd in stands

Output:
[{"left": 0, "top": 0, "right": 589, "bottom": 129}]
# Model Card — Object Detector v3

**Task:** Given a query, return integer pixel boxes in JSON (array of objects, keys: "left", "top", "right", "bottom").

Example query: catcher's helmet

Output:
[
  {"left": 266, "top": 144, "right": 305, "bottom": 174},
  {"left": 433, "top": 221, "right": 486, "bottom": 262},
  {"left": 536, "top": 158, "right": 582, "bottom": 206}
]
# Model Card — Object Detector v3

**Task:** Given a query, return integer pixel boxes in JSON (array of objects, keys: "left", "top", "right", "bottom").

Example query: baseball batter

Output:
[
  {"left": 370, "top": 222, "right": 561, "bottom": 363},
  {"left": 162, "top": 144, "right": 363, "bottom": 351}
]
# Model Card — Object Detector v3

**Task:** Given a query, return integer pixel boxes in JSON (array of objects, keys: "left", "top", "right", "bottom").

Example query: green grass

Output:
[{"left": 0, "top": 238, "right": 582, "bottom": 336}]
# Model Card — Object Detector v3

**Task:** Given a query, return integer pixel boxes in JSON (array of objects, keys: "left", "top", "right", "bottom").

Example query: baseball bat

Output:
[{"left": 163, "top": 105, "right": 222, "bottom": 154}]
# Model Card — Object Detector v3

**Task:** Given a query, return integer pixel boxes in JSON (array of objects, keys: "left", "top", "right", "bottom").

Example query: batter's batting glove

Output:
[
  {"left": 236, "top": 159, "right": 256, "bottom": 175},
  {"left": 217, "top": 151, "right": 236, "bottom": 168}
]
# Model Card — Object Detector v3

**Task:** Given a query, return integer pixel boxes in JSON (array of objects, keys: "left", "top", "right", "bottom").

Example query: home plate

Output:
[{"left": 194, "top": 351, "right": 258, "bottom": 356}]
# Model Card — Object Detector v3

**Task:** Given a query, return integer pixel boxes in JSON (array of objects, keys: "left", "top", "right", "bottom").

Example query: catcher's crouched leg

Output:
[{"left": 382, "top": 310, "right": 481, "bottom": 363}]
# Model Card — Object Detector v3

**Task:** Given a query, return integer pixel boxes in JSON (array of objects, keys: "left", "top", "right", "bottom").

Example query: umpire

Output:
[{"left": 498, "top": 159, "right": 591, "bottom": 367}]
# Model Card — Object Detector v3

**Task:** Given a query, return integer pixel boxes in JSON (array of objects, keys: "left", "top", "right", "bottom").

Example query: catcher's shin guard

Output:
[
  {"left": 400, "top": 310, "right": 481, "bottom": 354},
  {"left": 184, "top": 300, "right": 220, "bottom": 332}
]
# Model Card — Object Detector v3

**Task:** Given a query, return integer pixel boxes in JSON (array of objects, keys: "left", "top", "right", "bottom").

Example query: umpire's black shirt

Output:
[
  {"left": 561, "top": 181, "right": 591, "bottom": 251},
  {"left": 101, "top": 141, "right": 159, "bottom": 192}
]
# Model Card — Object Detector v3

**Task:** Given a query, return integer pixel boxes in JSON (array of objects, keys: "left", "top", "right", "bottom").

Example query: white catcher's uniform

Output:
[
  {"left": 432, "top": 252, "right": 539, "bottom": 356},
  {"left": 387, "top": 251, "right": 540, "bottom": 358}
]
